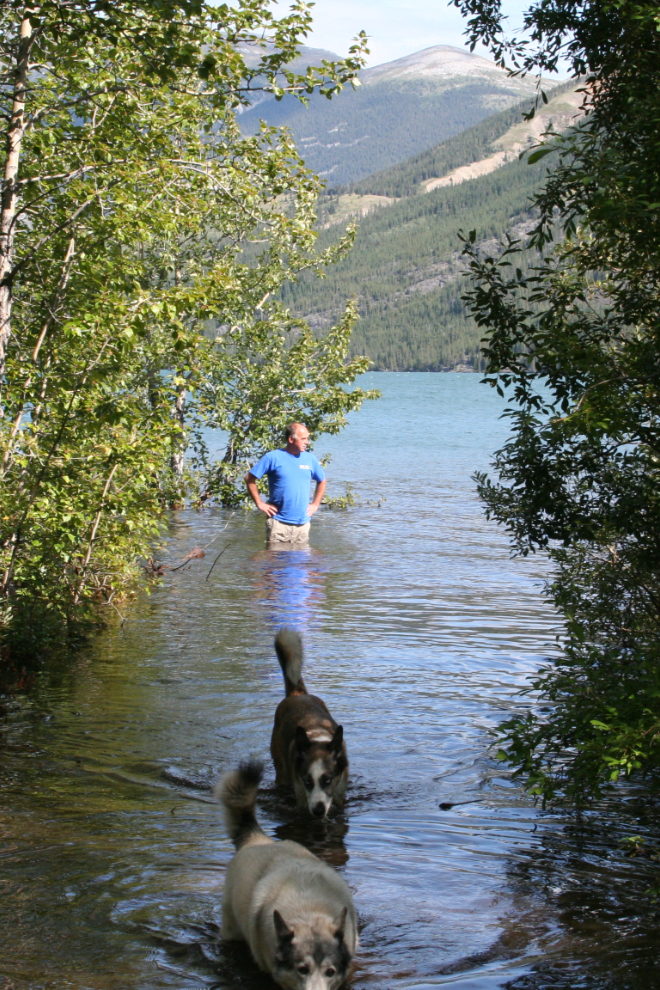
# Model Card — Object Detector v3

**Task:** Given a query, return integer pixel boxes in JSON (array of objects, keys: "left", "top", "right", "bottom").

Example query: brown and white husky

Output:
[{"left": 270, "top": 628, "right": 348, "bottom": 818}]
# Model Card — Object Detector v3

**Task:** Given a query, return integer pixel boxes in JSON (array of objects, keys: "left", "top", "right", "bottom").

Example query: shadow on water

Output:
[
  {"left": 3, "top": 375, "right": 660, "bottom": 988},
  {"left": 496, "top": 801, "right": 660, "bottom": 990}
]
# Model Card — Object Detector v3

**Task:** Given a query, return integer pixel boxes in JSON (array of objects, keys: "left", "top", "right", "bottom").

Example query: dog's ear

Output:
[
  {"left": 331, "top": 724, "right": 343, "bottom": 753},
  {"left": 333, "top": 906, "right": 348, "bottom": 942},
  {"left": 273, "top": 909, "right": 294, "bottom": 943},
  {"left": 295, "top": 725, "right": 311, "bottom": 751}
]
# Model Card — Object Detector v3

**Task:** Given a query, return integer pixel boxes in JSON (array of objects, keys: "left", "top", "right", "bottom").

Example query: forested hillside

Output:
[
  {"left": 240, "top": 45, "right": 542, "bottom": 187},
  {"left": 282, "top": 94, "right": 568, "bottom": 370},
  {"left": 347, "top": 78, "right": 577, "bottom": 198}
]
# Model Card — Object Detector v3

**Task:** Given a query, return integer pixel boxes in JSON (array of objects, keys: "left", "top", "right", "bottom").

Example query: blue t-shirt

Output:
[{"left": 250, "top": 449, "right": 325, "bottom": 526}]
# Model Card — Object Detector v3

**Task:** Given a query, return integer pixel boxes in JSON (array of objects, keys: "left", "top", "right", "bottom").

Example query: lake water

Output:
[{"left": 2, "top": 373, "right": 660, "bottom": 990}]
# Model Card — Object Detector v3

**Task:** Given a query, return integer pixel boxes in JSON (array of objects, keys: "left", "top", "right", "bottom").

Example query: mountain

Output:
[
  {"left": 239, "top": 45, "right": 547, "bottom": 187},
  {"left": 280, "top": 82, "right": 582, "bottom": 371},
  {"left": 349, "top": 80, "right": 582, "bottom": 197},
  {"left": 236, "top": 44, "right": 343, "bottom": 116},
  {"left": 320, "top": 79, "right": 581, "bottom": 220}
]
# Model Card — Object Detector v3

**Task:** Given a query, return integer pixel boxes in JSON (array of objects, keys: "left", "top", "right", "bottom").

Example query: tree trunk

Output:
[
  {"left": 0, "top": 7, "right": 39, "bottom": 396},
  {"left": 170, "top": 379, "right": 186, "bottom": 481},
  {"left": 72, "top": 462, "right": 118, "bottom": 605},
  {"left": 169, "top": 259, "right": 185, "bottom": 491}
]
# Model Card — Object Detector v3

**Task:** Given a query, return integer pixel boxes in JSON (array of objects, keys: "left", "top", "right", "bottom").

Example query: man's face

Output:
[{"left": 288, "top": 427, "right": 310, "bottom": 454}]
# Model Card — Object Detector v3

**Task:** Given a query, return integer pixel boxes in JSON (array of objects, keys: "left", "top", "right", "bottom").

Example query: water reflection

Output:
[
  {"left": 2, "top": 375, "right": 660, "bottom": 989},
  {"left": 251, "top": 545, "right": 327, "bottom": 636},
  {"left": 498, "top": 803, "right": 660, "bottom": 990},
  {"left": 273, "top": 809, "right": 350, "bottom": 868}
]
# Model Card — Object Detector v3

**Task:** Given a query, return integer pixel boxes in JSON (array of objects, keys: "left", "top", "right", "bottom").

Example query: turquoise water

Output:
[{"left": 1, "top": 373, "right": 659, "bottom": 990}]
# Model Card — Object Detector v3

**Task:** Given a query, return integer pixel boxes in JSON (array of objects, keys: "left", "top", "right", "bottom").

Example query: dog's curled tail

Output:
[
  {"left": 274, "top": 627, "right": 307, "bottom": 697},
  {"left": 213, "top": 760, "right": 266, "bottom": 849}
]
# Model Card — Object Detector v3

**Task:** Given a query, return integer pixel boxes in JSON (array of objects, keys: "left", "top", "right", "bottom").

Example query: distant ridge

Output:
[
  {"left": 362, "top": 45, "right": 540, "bottom": 93},
  {"left": 281, "top": 81, "right": 581, "bottom": 371},
  {"left": 239, "top": 44, "right": 547, "bottom": 187},
  {"left": 338, "top": 78, "right": 580, "bottom": 203}
]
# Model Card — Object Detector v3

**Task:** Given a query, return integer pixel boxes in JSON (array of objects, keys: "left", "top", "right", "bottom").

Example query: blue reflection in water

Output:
[{"left": 250, "top": 545, "right": 327, "bottom": 636}]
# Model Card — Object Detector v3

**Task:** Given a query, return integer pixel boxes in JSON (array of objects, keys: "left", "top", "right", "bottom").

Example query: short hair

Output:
[{"left": 285, "top": 421, "right": 307, "bottom": 440}]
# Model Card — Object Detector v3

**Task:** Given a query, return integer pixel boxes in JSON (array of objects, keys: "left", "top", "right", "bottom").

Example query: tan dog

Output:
[
  {"left": 270, "top": 629, "right": 348, "bottom": 818},
  {"left": 215, "top": 761, "right": 358, "bottom": 990}
]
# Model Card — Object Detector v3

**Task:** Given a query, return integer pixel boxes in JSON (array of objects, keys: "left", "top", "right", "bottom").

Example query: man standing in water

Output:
[{"left": 245, "top": 422, "right": 326, "bottom": 546}]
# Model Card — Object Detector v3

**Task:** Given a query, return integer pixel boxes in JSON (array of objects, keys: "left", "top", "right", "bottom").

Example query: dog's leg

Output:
[
  {"left": 333, "top": 770, "right": 349, "bottom": 808},
  {"left": 221, "top": 895, "right": 242, "bottom": 941},
  {"left": 292, "top": 775, "right": 308, "bottom": 808}
]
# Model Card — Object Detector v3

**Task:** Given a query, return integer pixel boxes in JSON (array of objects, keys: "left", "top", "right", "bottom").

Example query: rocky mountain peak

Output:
[{"left": 362, "top": 44, "right": 540, "bottom": 94}]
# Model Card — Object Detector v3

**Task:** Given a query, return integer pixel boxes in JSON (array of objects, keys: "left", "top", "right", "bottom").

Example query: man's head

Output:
[{"left": 285, "top": 422, "right": 310, "bottom": 455}]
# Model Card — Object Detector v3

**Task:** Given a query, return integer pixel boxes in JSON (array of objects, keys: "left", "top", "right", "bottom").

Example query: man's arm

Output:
[
  {"left": 245, "top": 472, "right": 278, "bottom": 517},
  {"left": 307, "top": 478, "right": 326, "bottom": 517}
]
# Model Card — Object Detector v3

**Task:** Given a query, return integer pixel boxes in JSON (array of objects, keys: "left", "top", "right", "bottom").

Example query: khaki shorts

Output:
[{"left": 266, "top": 517, "right": 311, "bottom": 546}]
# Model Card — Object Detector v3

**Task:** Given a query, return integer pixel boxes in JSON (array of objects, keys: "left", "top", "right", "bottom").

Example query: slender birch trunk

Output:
[
  {"left": 170, "top": 379, "right": 186, "bottom": 482},
  {"left": 0, "top": 7, "right": 39, "bottom": 396},
  {"left": 170, "top": 259, "right": 185, "bottom": 491},
  {"left": 72, "top": 462, "right": 118, "bottom": 605}
]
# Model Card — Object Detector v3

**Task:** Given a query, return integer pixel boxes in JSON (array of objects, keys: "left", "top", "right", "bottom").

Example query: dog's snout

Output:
[{"left": 312, "top": 802, "right": 326, "bottom": 818}]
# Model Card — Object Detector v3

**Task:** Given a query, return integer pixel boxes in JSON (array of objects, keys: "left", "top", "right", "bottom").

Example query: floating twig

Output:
[{"left": 206, "top": 542, "right": 232, "bottom": 581}]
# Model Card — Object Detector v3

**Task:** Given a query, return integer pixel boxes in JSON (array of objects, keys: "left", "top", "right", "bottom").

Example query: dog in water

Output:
[
  {"left": 215, "top": 760, "right": 358, "bottom": 990},
  {"left": 270, "top": 628, "right": 348, "bottom": 818}
]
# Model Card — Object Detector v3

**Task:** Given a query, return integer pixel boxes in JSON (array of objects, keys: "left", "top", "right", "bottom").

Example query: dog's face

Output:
[
  {"left": 273, "top": 908, "right": 352, "bottom": 990},
  {"left": 294, "top": 725, "right": 347, "bottom": 819}
]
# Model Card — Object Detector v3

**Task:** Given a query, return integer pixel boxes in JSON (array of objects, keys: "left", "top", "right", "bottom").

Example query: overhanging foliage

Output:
[
  {"left": 452, "top": 0, "right": 660, "bottom": 802},
  {"left": 0, "top": 1, "right": 374, "bottom": 657}
]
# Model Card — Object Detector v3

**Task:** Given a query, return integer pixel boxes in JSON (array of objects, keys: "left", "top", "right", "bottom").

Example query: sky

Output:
[{"left": 301, "top": 0, "right": 535, "bottom": 68}]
